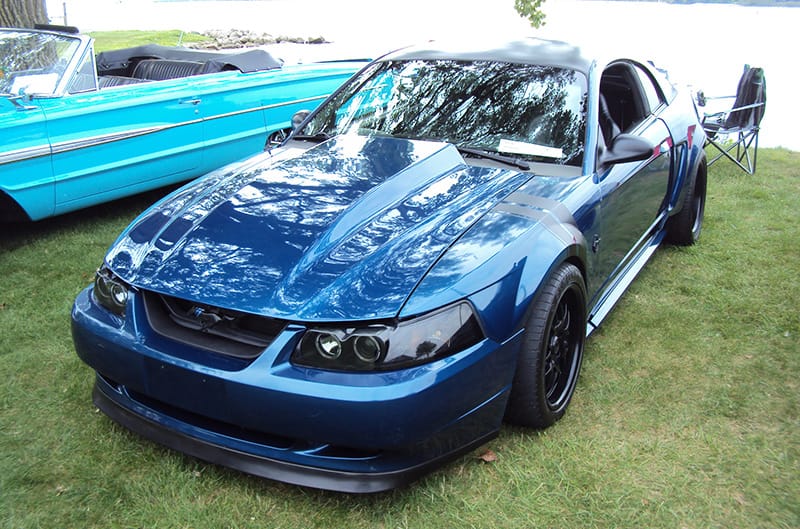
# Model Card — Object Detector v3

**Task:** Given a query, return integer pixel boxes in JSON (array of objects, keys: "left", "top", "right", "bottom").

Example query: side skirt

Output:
[{"left": 586, "top": 228, "right": 665, "bottom": 336}]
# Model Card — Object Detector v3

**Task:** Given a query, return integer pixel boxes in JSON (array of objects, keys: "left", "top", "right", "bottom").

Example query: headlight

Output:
[
  {"left": 292, "top": 302, "right": 484, "bottom": 371},
  {"left": 93, "top": 265, "right": 129, "bottom": 316}
]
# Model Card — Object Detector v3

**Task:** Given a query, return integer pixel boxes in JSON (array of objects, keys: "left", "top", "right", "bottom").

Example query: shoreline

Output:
[{"left": 46, "top": 0, "right": 795, "bottom": 150}]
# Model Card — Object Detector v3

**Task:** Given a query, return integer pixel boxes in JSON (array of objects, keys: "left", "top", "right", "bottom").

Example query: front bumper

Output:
[
  {"left": 92, "top": 374, "right": 497, "bottom": 493},
  {"left": 72, "top": 287, "right": 521, "bottom": 492}
]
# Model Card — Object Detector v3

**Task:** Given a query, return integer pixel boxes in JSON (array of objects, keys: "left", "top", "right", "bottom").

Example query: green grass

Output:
[
  {"left": 89, "top": 30, "right": 211, "bottom": 53},
  {"left": 1, "top": 149, "right": 798, "bottom": 528}
]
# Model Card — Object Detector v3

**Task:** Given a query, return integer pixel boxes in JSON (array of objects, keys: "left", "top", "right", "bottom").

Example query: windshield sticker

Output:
[{"left": 498, "top": 139, "right": 563, "bottom": 159}]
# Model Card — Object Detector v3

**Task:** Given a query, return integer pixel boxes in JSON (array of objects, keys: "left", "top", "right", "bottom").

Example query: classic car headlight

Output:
[
  {"left": 93, "top": 265, "right": 129, "bottom": 316},
  {"left": 292, "top": 302, "right": 484, "bottom": 371}
]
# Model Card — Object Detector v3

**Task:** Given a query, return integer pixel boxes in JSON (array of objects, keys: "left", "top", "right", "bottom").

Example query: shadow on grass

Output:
[{"left": 0, "top": 185, "right": 180, "bottom": 253}]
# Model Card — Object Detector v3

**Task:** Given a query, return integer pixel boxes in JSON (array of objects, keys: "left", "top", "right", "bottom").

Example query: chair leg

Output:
[{"left": 705, "top": 127, "right": 759, "bottom": 174}]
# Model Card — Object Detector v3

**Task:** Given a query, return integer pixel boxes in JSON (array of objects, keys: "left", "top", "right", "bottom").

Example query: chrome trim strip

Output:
[
  {"left": 204, "top": 94, "right": 330, "bottom": 123},
  {"left": 0, "top": 144, "right": 52, "bottom": 165},
  {"left": 49, "top": 122, "right": 202, "bottom": 155},
  {"left": 0, "top": 94, "right": 331, "bottom": 166}
]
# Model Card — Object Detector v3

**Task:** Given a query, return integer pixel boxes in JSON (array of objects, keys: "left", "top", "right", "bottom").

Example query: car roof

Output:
[{"left": 383, "top": 37, "right": 594, "bottom": 74}]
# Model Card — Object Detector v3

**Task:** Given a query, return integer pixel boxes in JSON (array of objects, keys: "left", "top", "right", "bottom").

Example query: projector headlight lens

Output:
[{"left": 93, "top": 265, "right": 129, "bottom": 316}]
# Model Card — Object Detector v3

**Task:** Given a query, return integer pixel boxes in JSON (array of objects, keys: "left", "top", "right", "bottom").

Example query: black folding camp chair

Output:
[{"left": 696, "top": 66, "right": 766, "bottom": 174}]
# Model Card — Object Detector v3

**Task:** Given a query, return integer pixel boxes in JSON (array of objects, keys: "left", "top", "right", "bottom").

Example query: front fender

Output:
[
  {"left": 0, "top": 103, "right": 53, "bottom": 221},
  {"left": 402, "top": 204, "right": 587, "bottom": 342}
]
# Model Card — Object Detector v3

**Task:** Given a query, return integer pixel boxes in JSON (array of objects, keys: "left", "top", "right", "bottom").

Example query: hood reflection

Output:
[{"left": 108, "top": 135, "right": 533, "bottom": 320}]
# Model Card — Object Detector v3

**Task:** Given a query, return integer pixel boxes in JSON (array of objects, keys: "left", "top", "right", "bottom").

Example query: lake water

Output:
[{"left": 49, "top": 0, "right": 797, "bottom": 150}]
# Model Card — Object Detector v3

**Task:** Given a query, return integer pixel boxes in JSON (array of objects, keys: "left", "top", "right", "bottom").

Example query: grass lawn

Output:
[
  {"left": 89, "top": 30, "right": 211, "bottom": 53},
  {"left": 0, "top": 148, "right": 798, "bottom": 528}
]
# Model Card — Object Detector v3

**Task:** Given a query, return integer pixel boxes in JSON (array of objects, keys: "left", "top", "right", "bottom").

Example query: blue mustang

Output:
[
  {"left": 72, "top": 38, "right": 707, "bottom": 492},
  {"left": 0, "top": 26, "right": 364, "bottom": 221}
]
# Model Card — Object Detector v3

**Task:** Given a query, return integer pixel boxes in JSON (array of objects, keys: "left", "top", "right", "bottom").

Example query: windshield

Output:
[
  {"left": 300, "top": 59, "right": 587, "bottom": 166},
  {"left": 0, "top": 30, "right": 82, "bottom": 96}
]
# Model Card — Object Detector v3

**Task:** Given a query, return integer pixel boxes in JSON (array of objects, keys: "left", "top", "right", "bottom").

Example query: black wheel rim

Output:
[{"left": 543, "top": 287, "right": 583, "bottom": 411}]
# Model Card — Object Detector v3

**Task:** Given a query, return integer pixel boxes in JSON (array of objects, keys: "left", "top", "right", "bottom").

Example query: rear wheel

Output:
[
  {"left": 506, "top": 263, "right": 586, "bottom": 428},
  {"left": 666, "top": 161, "right": 707, "bottom": 245}
]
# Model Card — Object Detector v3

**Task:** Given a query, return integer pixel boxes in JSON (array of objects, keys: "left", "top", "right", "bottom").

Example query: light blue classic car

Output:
[{"left": 0, "top": 26, "right": 366, "bottom": 221}]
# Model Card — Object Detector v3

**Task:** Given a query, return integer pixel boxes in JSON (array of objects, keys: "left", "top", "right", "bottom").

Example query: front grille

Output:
[{"left": 142, "top": 291, "right": 285, "bottom": 359}]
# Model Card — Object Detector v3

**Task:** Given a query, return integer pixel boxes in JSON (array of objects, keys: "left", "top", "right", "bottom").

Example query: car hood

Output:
[{"left": 107, "top": 135, "right": 535, "bottom": 321}]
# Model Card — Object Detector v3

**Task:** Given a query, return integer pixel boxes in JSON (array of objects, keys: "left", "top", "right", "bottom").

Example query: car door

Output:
[
  {"left": 39, "top": 50, "right": 203, "bottom": 216},
  {"left": 591, "top": 61, "right": 672, "bottom": 296},
  {"left": 185, "top": 71, "right": 273, "bottom": 175},
  {"left": 192, "top": 64, "right": 359, "bottom": 175}
]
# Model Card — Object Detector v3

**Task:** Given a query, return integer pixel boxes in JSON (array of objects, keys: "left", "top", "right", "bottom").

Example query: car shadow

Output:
[{"left": 0, "top": 185, "right": 180, "bottom": 253}]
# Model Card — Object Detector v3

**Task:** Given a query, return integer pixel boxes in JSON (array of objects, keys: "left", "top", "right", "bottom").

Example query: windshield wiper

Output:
[
  {"left": 291, "top": 132, "right": 331, "bottom": 143},
  {"left": 457, "top": 146, "right": 530, "bottom": 171}
]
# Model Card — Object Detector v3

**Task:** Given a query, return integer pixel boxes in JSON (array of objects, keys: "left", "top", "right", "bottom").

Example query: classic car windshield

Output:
[
  {"left": 0, "top": 30, "right": 82, "bottom": 96},
  {"left": 301, "top": 59, "right": 588, "bottom": 166}
]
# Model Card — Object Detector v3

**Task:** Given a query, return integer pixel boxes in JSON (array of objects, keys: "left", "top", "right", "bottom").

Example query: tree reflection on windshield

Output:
[
  {"left": 0, "top": 30, "right": 81, "bottom": 96},
  {"left": 302, "top": 59, "right": 587, "bottom": 166}
]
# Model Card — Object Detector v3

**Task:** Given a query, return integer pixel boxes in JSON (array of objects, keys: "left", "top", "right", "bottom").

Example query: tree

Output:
[
  {"left": 0, "top": 0, "right": 49, "bottom": 28},
  {"left": 514, "top": 0, "right": 547, "bottom": 28}
]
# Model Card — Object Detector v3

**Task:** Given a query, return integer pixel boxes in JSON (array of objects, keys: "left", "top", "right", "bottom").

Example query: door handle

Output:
[{"left": 180, "top": 98, "right": 202, "bottom": 105}]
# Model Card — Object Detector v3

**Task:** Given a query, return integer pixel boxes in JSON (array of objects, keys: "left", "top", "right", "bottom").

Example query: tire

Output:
[
  {"left": 665, "top": 161, "right": 707, "bottom": 246},
  {"left": 505, "top": 263, "right": 587, "bottom": 429}
]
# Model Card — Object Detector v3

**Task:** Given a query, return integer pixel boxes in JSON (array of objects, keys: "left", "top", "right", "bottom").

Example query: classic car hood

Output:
[{"left": 107, "top": 135, "right": 534, "bottom": 321}]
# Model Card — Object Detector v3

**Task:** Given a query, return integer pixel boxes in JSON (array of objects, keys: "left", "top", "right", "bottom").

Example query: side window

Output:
[
  {"left": 599, "top": 62, "right": 649, "bottom": 134},
  {"left": 633, "top": 65, "right": 664, "bottom": 114},
  {"left": 67, "top": 49, "right": 98, "bottom": 94}
]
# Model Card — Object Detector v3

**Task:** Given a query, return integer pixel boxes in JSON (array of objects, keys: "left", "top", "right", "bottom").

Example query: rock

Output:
[{"left": 189, "top": 29, "right": 329, "bottom": 50}]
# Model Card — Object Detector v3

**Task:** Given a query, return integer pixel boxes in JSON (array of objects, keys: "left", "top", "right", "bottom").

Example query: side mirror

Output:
[
  {"left": 696, "top": 90, "right": 707, "bottom": 107},
  {"left": 291, "top": 110, "right": 311, "bottom": 130},
  {"left": 600, "top": 133, "right": 654, "bottom": 166},
  {"left": 7, "top": 94, "right": 37, "bottom": 112}
]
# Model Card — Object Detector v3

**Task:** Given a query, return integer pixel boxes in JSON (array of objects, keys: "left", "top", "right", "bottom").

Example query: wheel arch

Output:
[
  {"left": 512, "top": 238, "right": 588, "bottom": 336},
  {"left": 0, "top": 190, "right": 32, "bottom": 223},
  {"left": 668, "top": 143, "right": 707, "bottom": 219}
]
